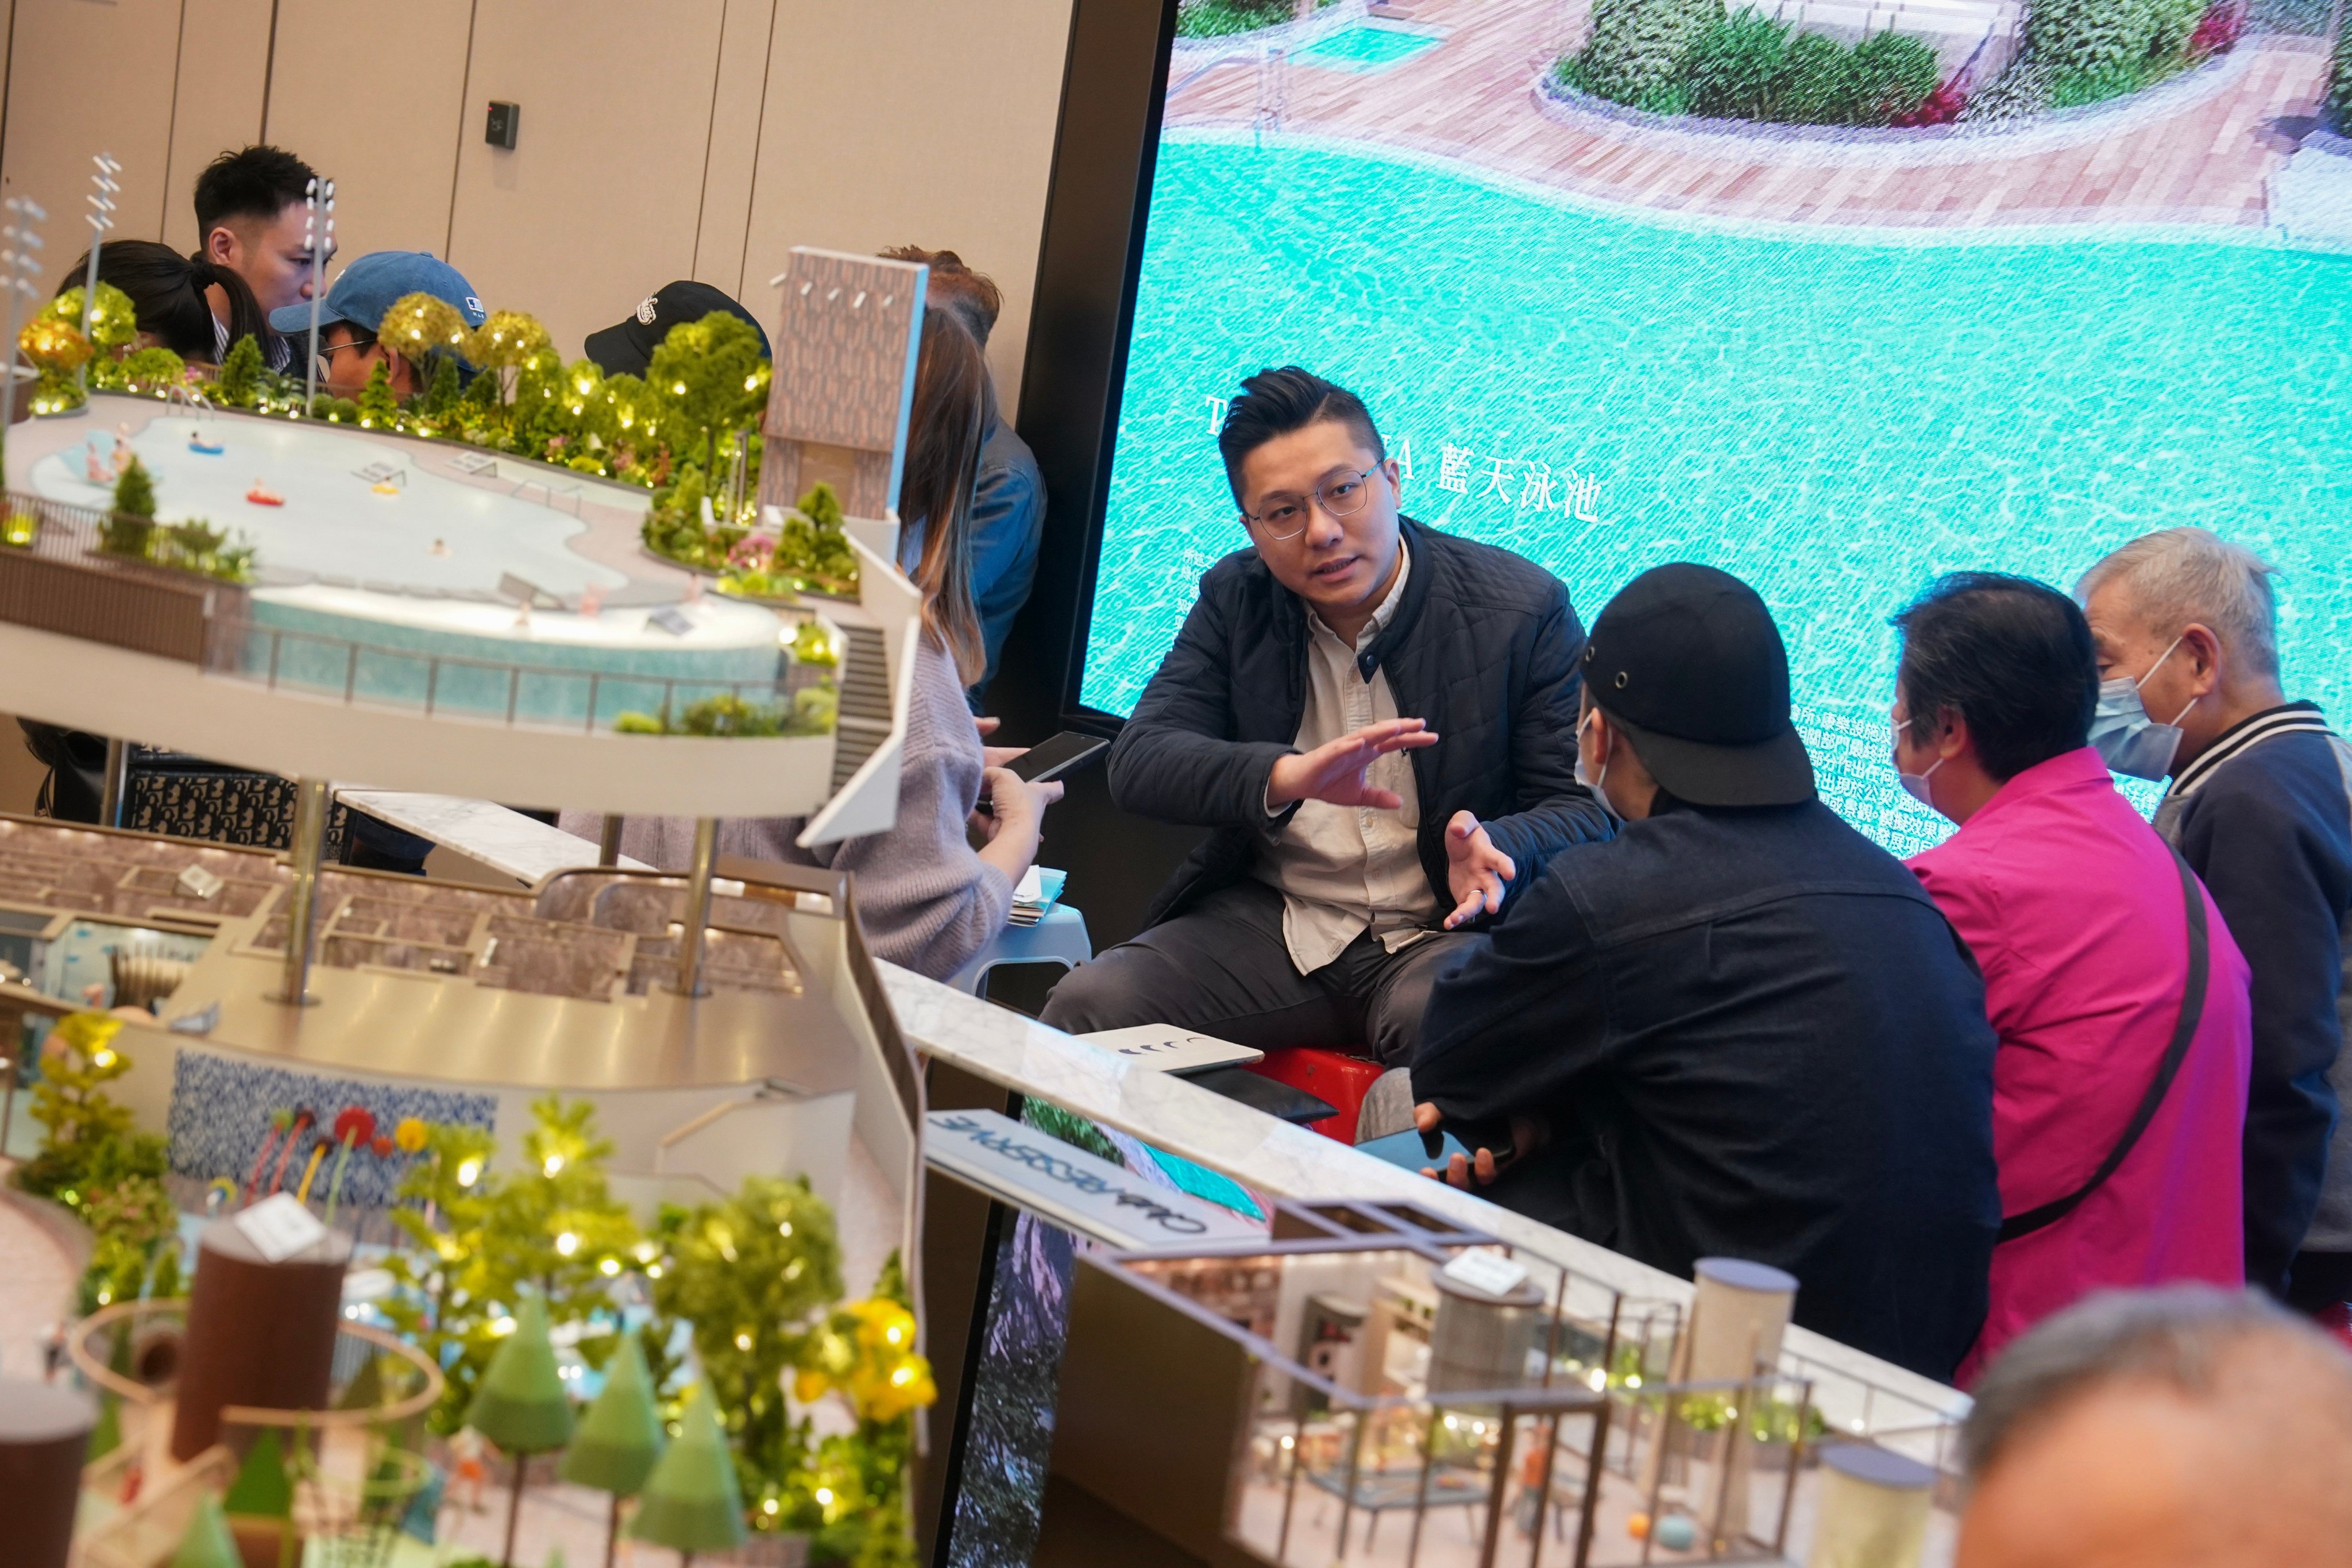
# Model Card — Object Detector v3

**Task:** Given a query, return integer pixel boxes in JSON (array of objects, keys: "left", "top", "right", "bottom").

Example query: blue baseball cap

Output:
[{"left": 269, "top": 250, "right": 488, "bottom": 338}]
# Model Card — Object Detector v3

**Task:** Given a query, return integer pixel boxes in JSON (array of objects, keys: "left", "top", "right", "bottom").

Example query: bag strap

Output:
[{"left": 1999, "top": 843, "right": 2210, "bottom": 1243}]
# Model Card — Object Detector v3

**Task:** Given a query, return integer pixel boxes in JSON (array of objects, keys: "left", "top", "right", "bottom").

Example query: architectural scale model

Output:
[{"left": 0, "top": 249, "right": 942, "bottom": 1568}]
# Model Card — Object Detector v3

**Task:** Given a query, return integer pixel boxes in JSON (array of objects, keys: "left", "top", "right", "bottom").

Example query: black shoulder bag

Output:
[{"left": 1998, "top": 844, "right": 2211, "bottom": 1243}]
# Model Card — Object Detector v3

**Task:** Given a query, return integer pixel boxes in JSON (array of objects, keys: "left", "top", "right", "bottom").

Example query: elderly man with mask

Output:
[{"left": 2077, "top": 528, "right": 2352, "bottom": 1314}]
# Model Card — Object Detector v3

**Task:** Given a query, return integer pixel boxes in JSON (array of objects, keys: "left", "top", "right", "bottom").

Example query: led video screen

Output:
[{"left": 1083, "top": 0, "right": 2352, "bottom": 852}]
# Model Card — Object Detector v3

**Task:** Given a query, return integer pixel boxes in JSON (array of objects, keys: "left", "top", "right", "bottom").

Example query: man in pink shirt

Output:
[{"left": 1891, "top": 572, "right": 2251, "bottom": 1384}]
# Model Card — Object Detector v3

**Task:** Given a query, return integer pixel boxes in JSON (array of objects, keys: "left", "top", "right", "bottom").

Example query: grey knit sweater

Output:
[{"left": 561, "top": 634, "right": 1014, "bottom": 982}]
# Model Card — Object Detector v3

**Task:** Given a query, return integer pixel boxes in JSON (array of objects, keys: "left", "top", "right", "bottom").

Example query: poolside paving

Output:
[{"left": 1168, "top": 0, "right": 2332, "bottom": 230}]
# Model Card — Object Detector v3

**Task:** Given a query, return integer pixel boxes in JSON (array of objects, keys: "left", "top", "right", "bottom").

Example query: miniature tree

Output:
[
  {"left": 628, "top": 1384, "right": 747, "bottom": 1562},
  {"left": 379, "top": 291, "right": 471, "bottom": 369},
  {"left": 467, "top": 1292, "right": 577, "bottom": 1568},
  {"left": 103, "top": 455, "right": 159, "bottom": 559},
  {"left": 356, "top": 361, "right": 400, "bottom": 430},
  {"left": 468, "top": 310, "right": 553, "bottom": 405},
  {"left": 13, "top": 1013, "right": 175, "bottom": 1310},
  {"left": 19, "top": 315, "right": 94, "bottom": 414},
  {"left": 113, "top": 456, "right": 156, "bottom": 515},
  {"left": 119, "top": 346, "right": 186, "bottom": 395},
  {"left": 560, "top": 1331, "right": 665, "bottom": 1568},
  {"left": 44, "top": 282, "right": 139, "bottom": 368},
  {"left": 222, "top": 1423, "right": 296, "bottom": 1568},
  {"left": 645, "top": 312, "right": 768, "bottom": 484},
  {"left": 217, "top": 334, "right": 264, "bottom": 407},
  {"left": 381, "top": 1099, "right": 637, "bottom": 1434},
  {"left": 790, "top": 1254, "right": 934, "bottom": 1565},
  {"left": 418, "top": 354, "right": 463, "bottom": 420},
  {"left": 648, "top": 1175, "right": 840, "bottom": 1524},
  {"left": 171, "top": 1494, "right": 243, "bottom": 1568}
]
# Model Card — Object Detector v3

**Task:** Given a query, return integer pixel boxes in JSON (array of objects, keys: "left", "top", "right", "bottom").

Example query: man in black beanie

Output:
[{"left": 1412, "top": 563, "right": 2003, "bottom": 1383}]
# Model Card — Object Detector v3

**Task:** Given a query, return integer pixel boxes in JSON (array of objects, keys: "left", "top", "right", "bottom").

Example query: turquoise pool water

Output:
[
  {"left": 1292, "top": 22, "right": 1445, "bottom": 72},
  {"left": 1087, "top": 133, "right": 2352, "bottom": 852}
]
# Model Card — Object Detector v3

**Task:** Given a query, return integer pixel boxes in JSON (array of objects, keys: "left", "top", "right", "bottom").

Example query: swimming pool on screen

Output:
[{"left": 1087, "top": 132, "right": 2352, "bottom": 853}]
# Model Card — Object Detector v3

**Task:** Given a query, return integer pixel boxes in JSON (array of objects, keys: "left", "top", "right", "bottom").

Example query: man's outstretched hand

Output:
[
  {"left": 1266, "top": 718, "right": 1438, "bottom": 810},
  {"left": 1412, "top": 1102, "right": 1542, "bottom": 1189},
  {"left": 1442, "top": 810, "right": 1516, "bottom": 928}
]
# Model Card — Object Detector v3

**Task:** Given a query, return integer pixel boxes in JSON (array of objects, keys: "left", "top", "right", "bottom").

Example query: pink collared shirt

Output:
[{"left": 1909, "top": 747, "right": 2251, "bottom": 1385}]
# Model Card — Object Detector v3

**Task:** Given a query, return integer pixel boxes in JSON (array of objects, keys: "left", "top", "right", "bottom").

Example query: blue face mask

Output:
[{"left": 2090, "top": 636, "right": 2194, "bottom": 781}]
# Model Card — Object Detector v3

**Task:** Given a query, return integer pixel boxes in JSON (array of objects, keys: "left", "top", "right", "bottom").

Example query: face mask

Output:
[
  {"left": 1893, "top": 718, "right": 1943, "bottom": 806},
  {"left": 2089, "top": 636, "right": 2195, "bottom": 781},
  {"left": 1575, "top": 710, "right": 1612, "bottom": 801}
]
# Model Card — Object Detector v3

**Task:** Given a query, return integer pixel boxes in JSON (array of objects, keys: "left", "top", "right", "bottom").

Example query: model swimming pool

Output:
[
  {"left": 1087, "top": 133, "right": 2352, "bottom": 851},
  {"left": 1292, "top": 22, "right": 1446, "bottom": 73}
]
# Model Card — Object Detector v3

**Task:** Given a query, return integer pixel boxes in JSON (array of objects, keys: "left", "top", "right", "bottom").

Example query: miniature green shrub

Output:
[
  {"left": 215, "top": 335, "right": 264, "bottom": 407},
  {"left": 1569, "top": 0, "right": 1723, "bottom": 109},
  {"left": 356, "top": 360, "right": 400, "bottom": 429},
  {"left": 113, "top": 455, "right": 156, "bottom": 519},
  {"left": 1561, "top": 5, "right": 1937, "bottom": 124},
  {"left": 1175, "top": 0, "right": 1295, "bottom": 37},
  {"left": 118, "top": 346, "right": 187, "bottom": 395}
]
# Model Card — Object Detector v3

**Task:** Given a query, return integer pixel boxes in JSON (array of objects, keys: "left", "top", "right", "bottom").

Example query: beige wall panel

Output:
[
  {"left": 446, "top": 0, "right": 728, "bottom": 360},
  {"left": 741, "top": 0, "right": 1075, "bottom": 411},
  {"left": 160, "top": 0, "right": 274, "bottom": 253},
  {"left": 2, "top": 0, "right": 186, "bottom": 255},
  {"left": 264, "top": 0, "right": 473, "bottom": 281},
  {"left": 692, "top": 0, "right": 777, "bottom": 300}
]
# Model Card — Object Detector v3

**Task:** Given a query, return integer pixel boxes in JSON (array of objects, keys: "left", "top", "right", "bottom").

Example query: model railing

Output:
[
  {"left": 200, "top": 613, "right": 832, "bottom": 736},
  {"left": 0, "top": 489, "right": 249, "bottom": 663},
  {"left": 0, "top": 488, "right": 841, "bottom": 737}
]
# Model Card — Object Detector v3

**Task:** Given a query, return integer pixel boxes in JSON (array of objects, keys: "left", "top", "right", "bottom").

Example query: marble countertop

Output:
[
  {"left": 879, "top": 960, "right": 1973, "bottom": 1428},
  {"left": 335, "top": 790, "right": 651, "bottom": 883}
]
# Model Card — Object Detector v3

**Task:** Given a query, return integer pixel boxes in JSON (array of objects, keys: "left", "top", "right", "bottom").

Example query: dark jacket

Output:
[
  {"left": 1107, "top": 516, "right": 1613, "bottom": 930},
  {"left": 2157, "top": 701, "right": 2352, "bottom": 1279},
  {"left": 1413, "top": 798, "right": 2002, "bottom": 1383},
  {"left": 971, "top": 416, "right": 1044, "bottom": 701}
]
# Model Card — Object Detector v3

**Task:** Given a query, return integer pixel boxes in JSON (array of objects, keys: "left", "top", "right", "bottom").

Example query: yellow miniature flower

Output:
[{"left": 394, "top": 1117, "right": 429, "bottom": 1153}]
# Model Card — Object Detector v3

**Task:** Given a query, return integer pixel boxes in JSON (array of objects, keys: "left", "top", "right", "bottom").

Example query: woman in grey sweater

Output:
[{"left": 569, "top": 309, "right": 1060, "bottom": 980}]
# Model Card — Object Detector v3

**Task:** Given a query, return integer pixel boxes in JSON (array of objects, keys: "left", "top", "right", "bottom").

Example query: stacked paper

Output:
[{"left": 1009, "top": 865, "right": 1067, "bottom": 927}]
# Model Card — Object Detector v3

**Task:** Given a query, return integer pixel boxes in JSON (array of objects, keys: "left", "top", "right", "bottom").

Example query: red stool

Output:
[{"left": 1246, "top": 1047, "right": 1385, "bottom": 1144}]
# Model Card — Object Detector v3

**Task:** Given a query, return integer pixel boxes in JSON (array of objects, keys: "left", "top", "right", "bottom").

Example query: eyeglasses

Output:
[
  {"left": 315, "top": 333, "right": 376, "bottom": 371},
  {"left": 1241, "top": 467, "right": 1381, "bottom": 542}
]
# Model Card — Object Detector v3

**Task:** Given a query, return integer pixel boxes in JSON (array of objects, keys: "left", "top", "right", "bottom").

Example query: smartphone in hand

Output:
[{"left": 1007, "top": 731, "right": 1110, "bottom": 783}]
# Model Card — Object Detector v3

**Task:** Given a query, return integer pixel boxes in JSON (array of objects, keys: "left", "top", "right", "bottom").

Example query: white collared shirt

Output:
[{"left": 1255, "top": 543, "right": 1438, "bottom": 973}]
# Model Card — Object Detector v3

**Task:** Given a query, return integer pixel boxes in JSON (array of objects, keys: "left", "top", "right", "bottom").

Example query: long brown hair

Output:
[{"left": 899, "top": 307, "right": 993, "bottom": 685}]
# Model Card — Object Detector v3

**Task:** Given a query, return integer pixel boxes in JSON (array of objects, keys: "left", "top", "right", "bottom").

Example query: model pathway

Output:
[{"left": 1170, "top": 0, "right": 2330, "bottom": 228}]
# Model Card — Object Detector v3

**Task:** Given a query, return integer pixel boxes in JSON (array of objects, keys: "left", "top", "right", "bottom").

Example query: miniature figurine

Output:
[
  {"left": 429, "top": 538, "right": 451, "bottom": 557},
  {"left": 450, "top": 1427, "right": 490, "bottom": 1513},
  {"left": 83, "top": 441, "right": 110, "bottom": 484},
  {"left": 245, "top": 480, "right": 284, "bottom": 506},
  {"left": 372, "top": 481, "right": 401, "bottom": 495},
  {"left": 578, "top": 584, "right": 603, "bottom": 619},
  {"left": 188, "top": 430, "right": 224, "bottom": 455},
  {"left": 111, "top": 424, "right": 133, "bottom": 477}
]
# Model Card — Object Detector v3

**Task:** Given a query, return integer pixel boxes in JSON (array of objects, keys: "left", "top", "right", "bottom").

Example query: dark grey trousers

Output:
[{"left": 1038, "top": 880, "right": 1472, "bottom": 1068}]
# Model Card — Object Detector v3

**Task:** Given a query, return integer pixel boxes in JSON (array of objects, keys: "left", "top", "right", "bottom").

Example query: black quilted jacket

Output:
[{"left": 1109, "top": 516, "right": 1615, "bottom": 930}]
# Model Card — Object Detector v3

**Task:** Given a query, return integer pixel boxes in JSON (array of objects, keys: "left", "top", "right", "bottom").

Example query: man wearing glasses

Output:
[
  {"left": 268, "top": 250, "right": 486, "bottom": 405},
  {"left": 1040, "top": 366, "right": 1611, "bottom": 1070}
]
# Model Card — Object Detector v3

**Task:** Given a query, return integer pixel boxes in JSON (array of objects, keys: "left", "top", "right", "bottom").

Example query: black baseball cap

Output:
[
  {"left": 583, "top": 280, "right": 770, "bottom": 377},
  {"left": 1581, "top": 563, "right": 1815, "bottom": 807}
]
